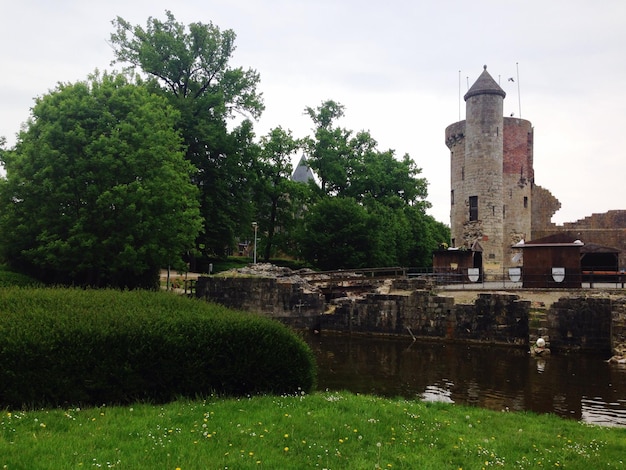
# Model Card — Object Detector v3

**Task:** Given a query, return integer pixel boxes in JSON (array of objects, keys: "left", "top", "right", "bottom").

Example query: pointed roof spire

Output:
[
  {"left": 464, "top": 65, "right": 506, "bottom": 101},
  {"left": 291, "top": 155, "right": 316, "bottom": 183}
]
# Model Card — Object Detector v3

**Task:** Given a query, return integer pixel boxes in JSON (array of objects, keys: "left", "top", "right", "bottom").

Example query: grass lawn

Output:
[{"left": 1, "top": 391, "right": 624, "bottom": 469}]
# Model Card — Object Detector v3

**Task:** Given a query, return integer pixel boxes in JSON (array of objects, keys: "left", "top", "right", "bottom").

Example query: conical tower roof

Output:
[
  {"left": 291, "top": 155, "right": 316, "bottom": 183},
  {"left": 464, "top": 65, "right": 506, "bottom": 101}
]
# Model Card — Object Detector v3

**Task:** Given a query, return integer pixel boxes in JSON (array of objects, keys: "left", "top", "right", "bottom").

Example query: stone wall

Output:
[
  {"left": 323, "top": 291, "right": 528, "bottom": 346},
  {"left": 530, "top": 185, "right": 561, "bottom": 235},
  {"left": 547, "top": 297, "right": 613, "bottom": 354},
  {"left": 502, "top": 118, "right": 533, "bottom": 266},
  {"left": 533, "top": 210, "right": 626, "bottom": 270},
  {"left": 196, "top": 273, "right": 625, "bottom": 353},
  {"left": 195, "top": 276, "right": 325, "bottom": 329},
  {"left": 613, "top": 298, "right": 626, "bottom": 349},
  {"left": 322, "top": 290, "right": 454, "bottom": 337}
]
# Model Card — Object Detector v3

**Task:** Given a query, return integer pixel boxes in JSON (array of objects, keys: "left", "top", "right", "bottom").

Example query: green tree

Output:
[
  {"left": 403, "top": 207, "right": 450, "bottom": 267},
  {"left": 299, "top": 100, "right": 448, "bottom": 269},
  {"left": 298, "top": 197, "right": 373, "bottom": 270},
  {"left": 253, "top": 127, "right": 302, "bottom": 261},
  {"left": 109, "top": 11, "right": 264, "bottom": 261},
  {"left": 347, "top": 131, "right": 429, "bottom": 210},
  {"left": 304, "top": 101, "right": 430, "bottom": 209},
  {"left": 0, "top": 72, "right": 201, "bottom": 288},
  {"left": 304, "top": 100, "right": 352, "bottom": 195}
]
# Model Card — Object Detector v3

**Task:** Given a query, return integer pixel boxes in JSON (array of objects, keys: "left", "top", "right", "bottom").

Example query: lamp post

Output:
[{"left": 251, "top": 222, "right": 258, "bottom": 264}]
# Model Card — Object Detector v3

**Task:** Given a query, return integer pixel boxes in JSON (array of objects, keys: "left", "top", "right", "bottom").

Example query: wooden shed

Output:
[
  {"left": 580, "top": 243, "right": 620, "bottom": 271},
  {"left": 432, "top": 241, "right": 483, "bottom": 283},
  {"left": 580, "top": 243, "right": 621, "bottom": 283},
  {"left": 514, "top": 234, "right": 582, "bottom": 288}
]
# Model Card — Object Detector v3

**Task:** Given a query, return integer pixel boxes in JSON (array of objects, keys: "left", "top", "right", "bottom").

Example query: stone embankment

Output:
[{"left": 195, "top": 264, "right": 626, "bottom": 355}]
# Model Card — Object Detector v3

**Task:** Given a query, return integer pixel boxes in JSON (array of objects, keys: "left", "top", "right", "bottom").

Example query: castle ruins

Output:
[{"left": 445, "top": 66, "right": 625, "bottom": 277}]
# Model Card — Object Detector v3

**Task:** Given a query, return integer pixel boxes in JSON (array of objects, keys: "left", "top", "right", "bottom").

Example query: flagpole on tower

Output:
[
  {"left": 516, "top": 62, "right": 522, "bottom": 118},
  {"left": 458, "top": 70, "right": 461, "bottom": 121}
]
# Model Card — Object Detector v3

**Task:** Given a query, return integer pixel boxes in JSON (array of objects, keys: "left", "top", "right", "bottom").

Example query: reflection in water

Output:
[
  {"left": 303, "top": 332, "right": 626, "bottom": 427},
  {"left": 420, "top": 383, "right": 454, "bottom": 403}
]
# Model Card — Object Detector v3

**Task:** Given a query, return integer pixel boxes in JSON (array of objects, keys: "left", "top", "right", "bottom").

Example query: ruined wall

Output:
[
  {"left": 322, "top": 290, "right": 454, "bottom": 337},
  {"left": 533, "top": 211, "right": 626, "bottom": 270},
  {"left": 503, "top": 118, "right": 533, "bottom": 265},
  {"left": 197, "top": 275, "right": 624, "bottom": 353},
  {"left": 547, "top": 297, "right": 613, "bottom": 354},
  {"left": 195, "top": 277, "right": 325, "bottom": 329},
  {"left": 530, "top": 185, "right": 561, "bottom": 234},
  {"left": 323, "top": 291, "right": 529, "bottom": 346},
  {"left": 612, "top": 297, "right": 626, "bottom": 349}
]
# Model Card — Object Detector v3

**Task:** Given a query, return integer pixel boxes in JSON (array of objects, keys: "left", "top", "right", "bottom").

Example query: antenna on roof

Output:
[
  {"left": 458, "top": 70, "right": 461, "bottom": 121},
  {"left": 516, "top": 62, "right": 522, "bottom": 118}
]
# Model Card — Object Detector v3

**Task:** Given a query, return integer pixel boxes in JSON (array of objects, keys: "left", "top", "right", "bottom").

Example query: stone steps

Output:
[{"left": 529, "top": 309, "right": 550, "bottom": 347}]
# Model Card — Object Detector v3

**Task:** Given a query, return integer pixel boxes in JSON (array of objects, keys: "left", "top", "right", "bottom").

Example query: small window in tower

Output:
[
  {"left": 462, "top": 166, "right": 465, "bottom": 180},
  {"left": 469, "top": 196, "right": 478, "bottom": 221},
  {"left": 451, "top": 190, "right": 455, "bottom": 205},
  {"left": 503, "top": 205, "right": 506, "bottom": 218},
  {"left": 524, "top": 196, "right": 528, "bottom": 208},
  {"left": 451, "top": 238, "right": 455, "bottom": 248}
]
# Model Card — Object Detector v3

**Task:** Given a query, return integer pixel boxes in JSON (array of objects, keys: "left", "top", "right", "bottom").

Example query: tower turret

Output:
[
  {"left": 464, "top": 66, "right": 505, "bottom": 271},
  {"left": 447, "top": 66, "right": 519, "bottom": 278}
]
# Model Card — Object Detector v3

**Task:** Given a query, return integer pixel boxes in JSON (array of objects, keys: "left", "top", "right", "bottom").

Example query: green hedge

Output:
[
  {"left": 0, "top": 288, "right": 316, "bottom": 408},
  {"left": 0, "top": 268, "right": 42, "bottom": 287}
]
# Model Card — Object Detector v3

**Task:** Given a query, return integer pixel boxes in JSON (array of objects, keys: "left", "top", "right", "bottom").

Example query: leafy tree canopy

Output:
[
  {"left": 298, "top": 100, "right": 449, "bottom": 269},
  {"left": 109, "top": 10, "right": 263, "bottom": 118},
  {"left": 252, "top": 127, "right": 303, "bottom": 261},
  {"left": 0, "top": 72, "right": 201, "bottom": 288},
  {"left": 299, "top": 197, "right": 372, "bottom": 270},
  {"left": 304, "top": 100, "right": 430, "bottom": 209},
  {"left": 304, "top": 100, "right": 352, "bottom": 195},
  {"left": 109, "top": 11, "right": 265, "bottom": 261}
]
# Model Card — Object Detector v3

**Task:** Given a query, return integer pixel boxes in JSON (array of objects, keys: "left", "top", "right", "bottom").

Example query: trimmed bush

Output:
[
  {"left": 0, "top": 288, "right": 316, "bottom": 408},
  {"left": 0, "top": 268, "right": 42, "bottom": 287}
]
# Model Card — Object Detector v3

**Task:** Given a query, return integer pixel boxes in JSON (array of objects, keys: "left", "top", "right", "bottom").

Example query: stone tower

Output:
[{"left": 445, "top": 66, "right": 533, "bottom": 278}]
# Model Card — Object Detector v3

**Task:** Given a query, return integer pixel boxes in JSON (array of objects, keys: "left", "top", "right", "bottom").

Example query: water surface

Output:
[{"left": 303, "top": 332, "right": 626, "bottom": 427}]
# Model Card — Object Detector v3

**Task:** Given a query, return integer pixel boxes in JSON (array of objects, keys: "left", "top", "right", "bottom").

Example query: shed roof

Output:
[
  {"left": 580, "top": 243, "right": 620, "bottom": 254},
  {"left": 514, "top": 233, "right": 583, "bottom": 248}
]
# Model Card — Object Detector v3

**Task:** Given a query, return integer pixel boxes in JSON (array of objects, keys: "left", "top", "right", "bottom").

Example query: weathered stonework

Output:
[
  {"left": 534, "top": 211, "right": 626, "bottom": 270},
  {"left": 547, "top": 296, "right": 613, "bottom": 354},
  {"left": 196, "top": 266, "right": 625, "bottom": 353},
  {"left": 447, "top": 67, "right": 625, "bottom": 273},
  {"left": 531, "top": 186, "right": 561, "bottom": 233},
  {"left": 502, "top": 118, "right": 533, "bottom": 265},
  {"left": 195, "top": 276, "right": 325, "bottom": 329},
  {"left": 447, "top": 68, "right": 533, "bottom": 277},
  {"left": 323, "top": 290, "right": 529, "bottom": 346}
]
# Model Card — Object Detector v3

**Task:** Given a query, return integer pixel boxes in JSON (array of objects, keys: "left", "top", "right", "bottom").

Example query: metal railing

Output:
[{"left": 408, "top": 267, "right": 626, "bottom": 289}]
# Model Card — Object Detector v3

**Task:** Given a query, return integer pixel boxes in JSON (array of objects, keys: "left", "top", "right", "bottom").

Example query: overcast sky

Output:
[{"left": 2, "top": 0, "right": 625, "bottom": 225}]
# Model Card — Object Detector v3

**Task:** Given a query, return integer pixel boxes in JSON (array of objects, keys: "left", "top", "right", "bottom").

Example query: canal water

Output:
[{"left": 302, "top": 332, "right": 626, "bottom": 427}]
